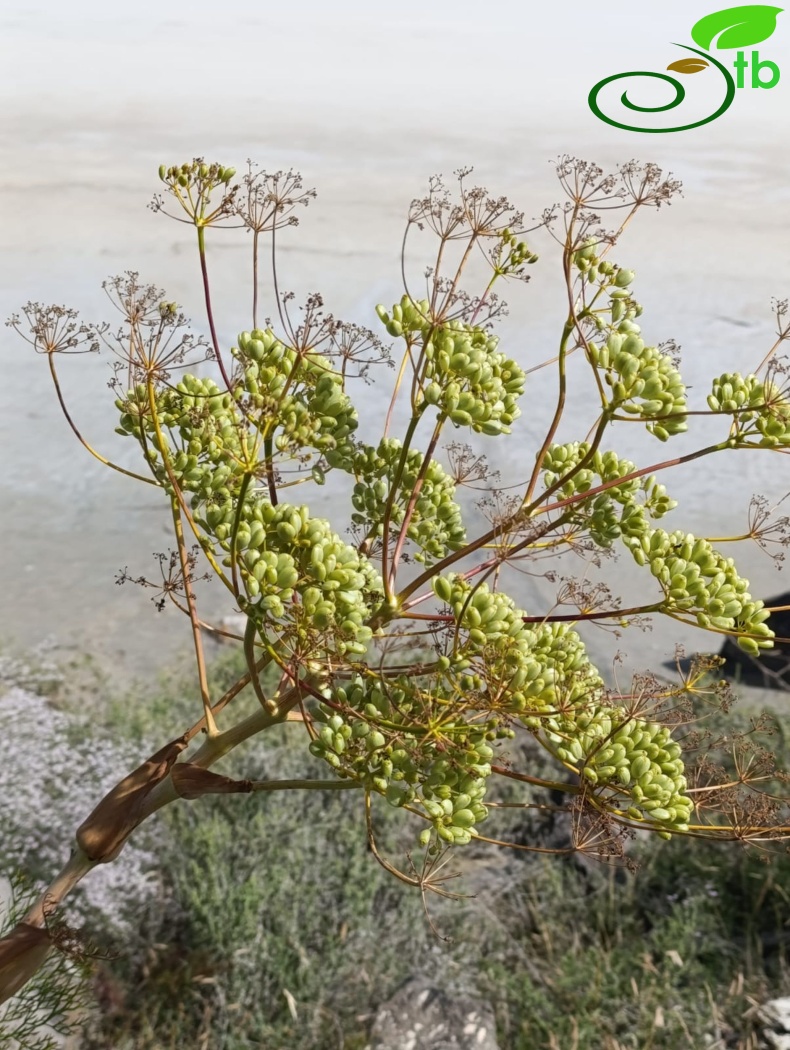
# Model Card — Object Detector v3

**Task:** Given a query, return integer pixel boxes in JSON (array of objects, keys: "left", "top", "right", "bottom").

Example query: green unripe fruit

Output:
[
  {"left": 648, "top": 807, "right": 671, "bottom": 822},
  {"left": 453, "top": 809, "right": 476, "bottom": 828},
  {"left": 737, "top": 635, "right": 761, "bottom": 656},
  {"left": 615, "top": 268, "right": 635, "bottom": 288}
]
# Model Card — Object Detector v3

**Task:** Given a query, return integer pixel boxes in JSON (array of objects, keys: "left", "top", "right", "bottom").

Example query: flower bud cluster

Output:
[
  {"left": 115, "top": 375, "right": 246, "bottom": 499},
  {"left": 553, "top": 709, "right": 693, "bottom": 832},
  {"left": 624, "top": 528, "right": 774, "bottom": 654},
  {"left": 541, "top": 442, "right": 676, "bottom": 547},
  {"left": 158, "top": 161, "right": 236, "bottom": 187},
  {"left": 708, "top": 372, "right": 790, "bottom": 447},
  {"left": 433, "top": 573, "right": 692, "bottom": 832},
  {"left": 213, "top": 497, "right": 382, "bottom": 653},
  {"left": 375, "top": 295, "right": 431, "bottom": 341},
  {"left": 341, "top": 438, "right": 466, "bottom": 564},
  {"left": 309, "top": 675, "right": 497, "bottom": 845},
  {"left": 708, "top": 372, "right": 767, "bottom": 417},
  {"left": 432, "top": 575, "right": 604, "bottom": 716},
  {"left": 497, "top": 228, "right": 539, "bottom": 276},
  {"left": 375, "top": 297, "right": 525, "bottom": 436},
  {"left": 234, "top": 329, "right": 359, "bottom": 459},
  {"left": 114, "top": 353, "right": 381, "bottom": 655},
  {"left": 575, "top": 240, "right": 634, "bottom": 300},
  {"left": 587, "top": 332, "right": 687, "bottom": 440}
]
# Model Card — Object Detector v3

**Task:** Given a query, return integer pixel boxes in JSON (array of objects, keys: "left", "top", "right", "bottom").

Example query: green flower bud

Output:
[{"left": 615, "top": 268, "right": 635, "bottom": 288}]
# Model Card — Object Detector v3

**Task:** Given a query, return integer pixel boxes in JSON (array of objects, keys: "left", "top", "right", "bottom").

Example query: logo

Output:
[{"left": 588, "top": 5, "right": 782, "bottom": 132}]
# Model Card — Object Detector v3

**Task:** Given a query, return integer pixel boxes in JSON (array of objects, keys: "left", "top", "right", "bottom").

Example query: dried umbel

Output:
[{"left": 6, "top": 155, "right": 790, "bottom": 1013}]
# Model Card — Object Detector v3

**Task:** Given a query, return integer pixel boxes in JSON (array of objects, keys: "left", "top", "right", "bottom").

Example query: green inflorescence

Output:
[
  {"left": 572, "top": 239, "right": 687, "bottom": 440},
  {"left": 206, "top": 496, "right": 382, "bottom": 655},
  {"left": 586, "top": 332, "right": 688, "bottom": 440},
  {"left": 116, "top": 374, "right": 246, "bottom": 498},
  {"left": 375, "top": 296, "right": 525, "bottom": 436},
  {"left": 115, "top": 366, "right": 382, "bottom": 657},
  {"left": 336, "top": 437, "right": 466, "bottom": 564},
  {"left": 429, "top": 575, "right": 692, "bottom": 834},
  {"left": 623, "top": 528, "right": 774, "bottom": 654},
  {"left": 233, "top": 328, "right": 359, "bottom": 460},
  {"left": 542, "top": 442, "right": 677, "bottom": 547},
  {"left": 103, "top": 166, "right": 781, "bottom": 853},
  {"left": 554, "top": 711, "right": 694, "bottom": 835},
  {"left": 433, "top": 575, "right": 605, "bottom": 717},
  {"left": 708, "top": 371, "right": 790, "bottom": 447},
  {"left": 309, "top": 676, "right": 498, "bottom": 846}
]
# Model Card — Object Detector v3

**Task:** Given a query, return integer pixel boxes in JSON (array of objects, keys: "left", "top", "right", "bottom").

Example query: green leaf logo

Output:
[{"left": 691, "top": 5, "right": 783, "bottom": 50}]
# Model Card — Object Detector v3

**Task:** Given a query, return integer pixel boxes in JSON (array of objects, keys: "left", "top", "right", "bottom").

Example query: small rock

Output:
[
  {"left": 758, "top": 997, "right": 790, "bottom": 1049},
  {"left": 368, "top": 976, "right": 500, "bottom": 1050}
]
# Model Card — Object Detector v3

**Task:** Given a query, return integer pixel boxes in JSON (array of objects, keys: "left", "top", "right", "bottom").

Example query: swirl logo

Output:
[{"left": 588, "top": 5, "right": 783, "bottom": 133}]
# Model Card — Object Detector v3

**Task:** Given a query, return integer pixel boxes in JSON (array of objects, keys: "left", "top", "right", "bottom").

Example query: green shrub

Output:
[{"left": 6, "top": 155, "right": 790, "bottom": 1045}]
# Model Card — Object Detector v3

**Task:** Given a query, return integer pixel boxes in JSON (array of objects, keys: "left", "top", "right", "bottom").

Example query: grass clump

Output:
[{"left": 65, "top": 656, "right": 790, "bottom": 1049}]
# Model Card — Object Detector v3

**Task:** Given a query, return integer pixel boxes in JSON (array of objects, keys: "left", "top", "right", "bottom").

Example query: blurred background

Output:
[
  {"left": 4, "top": 6, "right": 790, "bottom": 1048},
  {"left": 1, "top": 0, "right": 789, "bottom": 678}
]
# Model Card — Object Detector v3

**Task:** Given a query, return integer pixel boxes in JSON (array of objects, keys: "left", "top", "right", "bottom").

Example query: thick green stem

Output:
[
  {"left": 249, "top": 779, "right": 362, "bottom": 793},
  {"left": 170, "top": 496, "right": 217, "bottom": 736},
  {"left": 23, "top": 848, "right": 96, "bottom": 927}
]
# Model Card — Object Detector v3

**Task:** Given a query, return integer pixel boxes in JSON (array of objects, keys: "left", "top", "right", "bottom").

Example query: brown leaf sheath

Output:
[{"left": 76, "top": 735, "right": 189, "bottom": 863}]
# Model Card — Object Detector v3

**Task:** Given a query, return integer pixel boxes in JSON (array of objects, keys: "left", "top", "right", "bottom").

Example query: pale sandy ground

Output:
[{"left": 2, "top": 1, "right": 790, "bottom": 686}]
